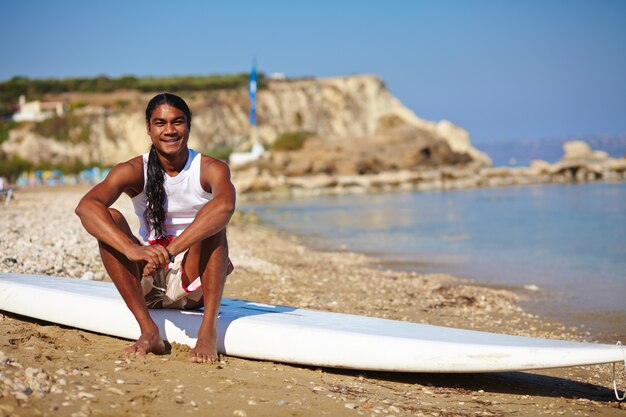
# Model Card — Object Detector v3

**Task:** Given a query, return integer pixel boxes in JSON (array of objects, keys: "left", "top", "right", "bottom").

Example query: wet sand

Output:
[{"left": 0, "top": 187, "right": 624, "bottom": 416}]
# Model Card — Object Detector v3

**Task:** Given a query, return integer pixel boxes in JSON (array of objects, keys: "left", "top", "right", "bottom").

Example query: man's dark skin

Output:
[{"left": 75, "top": 103, "right": 236, "bottom": 362}]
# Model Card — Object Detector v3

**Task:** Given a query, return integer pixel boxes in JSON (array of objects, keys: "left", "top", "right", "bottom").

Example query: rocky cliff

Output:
[
  {"left": 1, "top": 75, "right": 490, "bottom": 168},
  {"left": 232, "top": 140, "right": 626, "bottom": 196}
]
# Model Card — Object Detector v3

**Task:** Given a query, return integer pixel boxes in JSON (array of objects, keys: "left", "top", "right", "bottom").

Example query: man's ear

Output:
[{"left": 146, "top": 122, "right": 150, "bottom": 134}]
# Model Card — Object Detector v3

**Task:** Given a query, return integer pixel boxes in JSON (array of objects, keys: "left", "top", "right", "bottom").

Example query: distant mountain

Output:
[{"left": 476, "top": 135, "right": 626, "bottom": 167}]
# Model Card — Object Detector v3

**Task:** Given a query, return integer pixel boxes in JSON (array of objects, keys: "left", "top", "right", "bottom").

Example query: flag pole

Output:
[{"left": 249, "top": 60, "right": 258, "bottom": 147}]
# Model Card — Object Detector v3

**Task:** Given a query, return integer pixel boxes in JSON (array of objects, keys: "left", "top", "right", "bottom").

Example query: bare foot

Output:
[
  {"left": 188, "top": 338, "right": 219, "bottom": 363},
  {"left": 123, "top": 331, "right": 165, "bottom": 356}
]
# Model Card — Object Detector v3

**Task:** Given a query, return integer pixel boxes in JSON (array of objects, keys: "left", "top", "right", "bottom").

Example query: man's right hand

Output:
[{"left": 125, "top": 244, "right": 170, "bottom": 276}]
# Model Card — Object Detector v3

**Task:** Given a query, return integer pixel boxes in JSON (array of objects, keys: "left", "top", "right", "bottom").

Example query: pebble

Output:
[
  {"left": 107, "top": 387, "right": 125, "bottom": 395},
  {"left": 233, "top": 410, "right": 247, "bottom": 417},
  {"left": 15, "top": 392, "right": 28, "bottom": 401},
  {"left": 523, "top": 284, "right": 541, "bottom": 291},
  {"left": 77, "top": 391, "right": 95, "bottom": 399},
  {"left": 81, "top": 271, "right": 94, "bottom": 280},
  {"left": 344, "top": 402, "right": 358, "bottom": 409}
]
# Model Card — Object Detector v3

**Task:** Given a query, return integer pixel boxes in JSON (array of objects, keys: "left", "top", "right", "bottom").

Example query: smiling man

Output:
[{"left": 75, "top": 93, "right": 236, "bottom": 363}]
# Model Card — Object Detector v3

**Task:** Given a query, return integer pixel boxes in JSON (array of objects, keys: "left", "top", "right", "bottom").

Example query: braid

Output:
[
  {"left": 143, "top": 93, "right": 192, "bottom": 238},
  {"left": 144, "top": 145, "right": 167, "bottom": 238}
]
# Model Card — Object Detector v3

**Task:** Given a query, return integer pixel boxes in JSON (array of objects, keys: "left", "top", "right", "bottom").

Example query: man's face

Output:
[{"left": 146, "top": 104, "right": 190, "bottom": 155}]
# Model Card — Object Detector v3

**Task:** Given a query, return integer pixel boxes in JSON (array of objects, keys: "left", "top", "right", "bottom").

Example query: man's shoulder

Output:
[
  {"left": 197, "top": 154, "right": 233, "bottom": 193},
  {"left": 199, "top": 154, "right": 230, "bottom": 173},
  {"left": 114, "top": 155, "right": 144, "bottom": 172},
  {"left": 105, "top": 156, "right": 145, "bottom": 190}
]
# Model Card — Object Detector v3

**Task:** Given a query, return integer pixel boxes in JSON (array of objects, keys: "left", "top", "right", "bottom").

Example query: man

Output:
[{"left": 75, "top": 93, "right": 235, "bottom": 363}]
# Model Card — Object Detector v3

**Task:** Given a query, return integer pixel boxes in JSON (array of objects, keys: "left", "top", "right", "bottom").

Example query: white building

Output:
[
  {"left": 229, "top": 141, "right": 267, "bottom": 167},
  {"left": 12, "top": 95, "right": 66, "bottom": 122}
]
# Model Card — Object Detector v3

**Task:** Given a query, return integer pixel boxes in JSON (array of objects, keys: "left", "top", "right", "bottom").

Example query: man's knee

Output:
[
  {"left": 205, "top": 228, "right": 227, "bottom": 246},
  {"left": 107, "top": 208, "right": 135, "bottom": 238},
  {"left": 108, "top": 208, "right": 127, "bottom": 227}
]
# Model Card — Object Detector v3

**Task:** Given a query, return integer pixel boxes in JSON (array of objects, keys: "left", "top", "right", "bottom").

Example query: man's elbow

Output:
[
  {"left": 222, "top": 200, "right": 236, "bottom": 220},
  {"left": 215, "top": 196, "right": 236, "bottom": 221},
  {"left": 74, "top": 202, "right": 85, "bottom": 219},
  {"left": 74, "top": 199, "right": 91, "bottom": 220}
]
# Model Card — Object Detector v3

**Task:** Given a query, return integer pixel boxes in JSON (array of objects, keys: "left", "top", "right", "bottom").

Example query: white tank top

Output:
[{"left": 131, "top": 149, "right": 213, "bottom": 241}]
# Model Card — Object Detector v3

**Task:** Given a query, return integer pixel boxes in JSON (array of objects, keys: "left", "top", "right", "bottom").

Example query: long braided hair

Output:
[{"left": 144, "top": 93, "right": 192, "bottom": 238}]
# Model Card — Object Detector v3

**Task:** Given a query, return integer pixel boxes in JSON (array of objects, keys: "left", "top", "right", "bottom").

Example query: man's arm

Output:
[
  {"left": 75, "top": 159, "right": 169, "bottom": 267},
  {"left": 166, "top": 156, "right": 236, "bottom": 257}
]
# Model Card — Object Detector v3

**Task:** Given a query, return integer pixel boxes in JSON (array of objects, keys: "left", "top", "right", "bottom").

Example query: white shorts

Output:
[{"left": 140, "top": 247, "right": 204, "bottom": 310}]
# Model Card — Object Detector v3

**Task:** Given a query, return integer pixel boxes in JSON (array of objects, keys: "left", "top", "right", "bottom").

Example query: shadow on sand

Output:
[{"left": 319, "top": 366, "right": 621, "bottom": 402}]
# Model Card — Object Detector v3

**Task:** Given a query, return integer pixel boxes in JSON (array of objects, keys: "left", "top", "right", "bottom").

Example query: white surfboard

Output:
[{"left": 0, "top": 272, "right": 623, "bottom": 373}]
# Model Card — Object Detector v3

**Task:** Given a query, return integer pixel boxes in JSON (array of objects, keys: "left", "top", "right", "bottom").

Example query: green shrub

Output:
[
  {"left": 294, "top": 111, "right": 303, "bottom": 128},
  {"left": 0, "top": 120, "right": 18, "bottom": 144},
  {"left": 271, "top": 131, "right": 314, "bottom": 151},
  {"left": 0, "top": 72, "right": 267, "bottom": 119},
  {"left": 33, "top": 114, "right": 91, "bottom": 143},
  {"left": 207, "top": 145, "right": 233, "bottom": 162},
  {"left": 70, "top": 101, "right": 87, "bottom": 110},
  {"left": 114, "top": 99, "right": 130, "bottom": 110},
  {"left": 0, "top": 155, "right": 32, "bottom": 182},
  {"left": 35, "top": 158, "right": 89, "bottom": 175},
  {"left": 0, "top": 157, "right": 95, "bottom": 180}
]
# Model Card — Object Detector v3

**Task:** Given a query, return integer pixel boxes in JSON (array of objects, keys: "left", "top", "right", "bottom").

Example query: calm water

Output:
[{"left": 241, "top": 182, "right": 626, "bottom": 340}]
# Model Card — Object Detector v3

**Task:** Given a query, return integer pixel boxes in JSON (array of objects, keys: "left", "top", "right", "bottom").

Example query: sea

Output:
[
  {"left": 476, "top": 135, "right": 626, "bottom": 167},
  {"left": 241, "top": 181, "right": 626, "bottom": 341}
]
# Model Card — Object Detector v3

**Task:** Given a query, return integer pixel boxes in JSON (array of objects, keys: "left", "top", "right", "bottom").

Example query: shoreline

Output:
[
  {"left": 0, "top": 187, "right": 624, "bottom": 416},
  {"left": 373, "top": 253, "right": 626, "bottom": 344},
  {"left": 237, "top": 174, "right": 626, "bottom": 203},
  {"left": 239, "top": 181, "right": 626, "bottom": 344}
]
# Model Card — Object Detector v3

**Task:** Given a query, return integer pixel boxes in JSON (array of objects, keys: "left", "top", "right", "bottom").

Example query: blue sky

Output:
[{"left": 1, "top": 0, "right": 625, "bottom": 144}]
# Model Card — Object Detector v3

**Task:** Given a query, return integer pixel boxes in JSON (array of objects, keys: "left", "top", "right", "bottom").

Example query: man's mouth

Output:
[{"left": 161, "top": 137, "right": 180, "bottom": 143}]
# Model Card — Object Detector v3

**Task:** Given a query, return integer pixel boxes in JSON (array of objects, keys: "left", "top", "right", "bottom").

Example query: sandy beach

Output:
[{"left": 0, "top": 186, "right": 624, "bottom": 417}]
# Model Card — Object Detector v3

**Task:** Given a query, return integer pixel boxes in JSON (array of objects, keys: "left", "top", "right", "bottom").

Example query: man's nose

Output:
[{"left": 165, "top": 123, "right": 177, "bottom": 134}]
